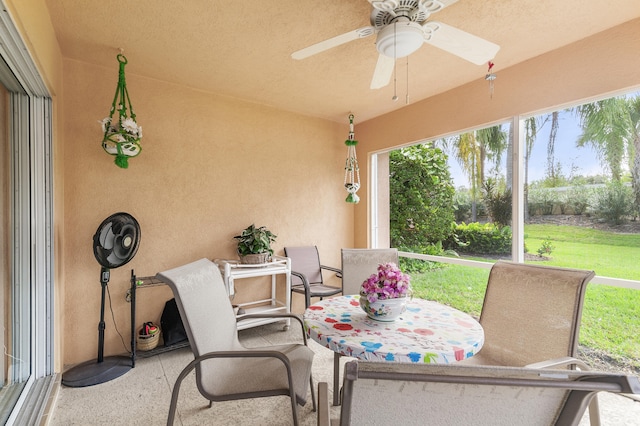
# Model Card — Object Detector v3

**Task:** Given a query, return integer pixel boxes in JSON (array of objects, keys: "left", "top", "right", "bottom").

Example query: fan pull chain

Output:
[
  {"left": 392, "top": 22, "right": 398, "bottom": 101},
  {"left": 392, "top": 64, "right": 398, "bottom": 101},
  {"left": 405, "top": 56, "right": 409, "bottom": 104}
]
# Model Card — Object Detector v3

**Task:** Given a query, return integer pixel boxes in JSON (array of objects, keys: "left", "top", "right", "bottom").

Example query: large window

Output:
[
  {"left": 371, "top": 92, "right": 640, "bottom": 373},
  {"left": 374, "top": 91, "right": 640, "bottom": 288}
]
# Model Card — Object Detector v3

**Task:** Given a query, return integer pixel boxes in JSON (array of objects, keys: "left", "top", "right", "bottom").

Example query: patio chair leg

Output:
[
  {"left": 333, "top": 352, "right": 341, "bottom": 406},
  {"left": 588, "top": 395, "right": 601, "bottom": 426},
  {"left": 310, "top": 376, "right": 317, "bottom": 412},
  {"left": 290, "top": 391, "right": 299, "bottom": 426},
  {"left": 167, "top": 359, "right": 198, "bottom": 426}
]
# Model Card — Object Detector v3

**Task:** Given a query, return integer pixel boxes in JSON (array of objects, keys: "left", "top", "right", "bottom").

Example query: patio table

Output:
[{"left": 303, "top": 294, "right": 484, "bottom": 405}]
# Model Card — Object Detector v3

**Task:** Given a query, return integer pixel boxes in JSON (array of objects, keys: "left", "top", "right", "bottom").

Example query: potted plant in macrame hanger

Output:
[{"left": 234, "top": 224, "right": 277, "bottom": 264}]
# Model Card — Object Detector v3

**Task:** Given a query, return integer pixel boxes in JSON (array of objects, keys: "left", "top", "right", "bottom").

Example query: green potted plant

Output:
[{"left": 234, "top": 224, "right": 277, "bottom": 264}]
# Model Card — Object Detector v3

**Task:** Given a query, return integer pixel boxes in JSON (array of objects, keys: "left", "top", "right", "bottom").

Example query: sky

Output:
[{"left": 526, "top": 110, "right": 602, "bottom": 182}]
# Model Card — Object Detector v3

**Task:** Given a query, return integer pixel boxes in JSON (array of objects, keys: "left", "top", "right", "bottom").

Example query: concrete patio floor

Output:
[{"left": 48, "top": 321, "right": 640, "bottom": 425}]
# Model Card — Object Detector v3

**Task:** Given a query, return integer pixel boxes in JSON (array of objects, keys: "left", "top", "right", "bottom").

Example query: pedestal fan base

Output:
[{"left": 61, "top": 355, "right": 132, "bottom": 387}]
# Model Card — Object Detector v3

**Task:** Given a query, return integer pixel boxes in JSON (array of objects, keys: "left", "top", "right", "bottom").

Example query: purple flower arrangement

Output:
[{"left": 360, "top": 262, "right": 411, "bottom": 304}]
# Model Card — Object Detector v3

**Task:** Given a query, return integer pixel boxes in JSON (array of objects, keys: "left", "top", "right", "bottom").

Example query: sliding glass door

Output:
[{"left": 0, "top": 5, "right": 54, "bottom": 424}]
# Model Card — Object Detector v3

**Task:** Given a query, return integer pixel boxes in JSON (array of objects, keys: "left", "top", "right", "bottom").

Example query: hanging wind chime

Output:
[
  {"left": 344, "top": 114, "right": 361, "bottom": 204},
  {"left": 99, "top": 53, "right": 142, "bottom": 169},
  {"left": 485, "top": 61, "right": 496, "bottom": 99}
]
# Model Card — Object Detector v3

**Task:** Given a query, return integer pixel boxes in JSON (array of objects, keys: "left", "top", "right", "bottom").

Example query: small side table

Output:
[{"left": 214, "top": 256, "right": 292, "bottom": 331}]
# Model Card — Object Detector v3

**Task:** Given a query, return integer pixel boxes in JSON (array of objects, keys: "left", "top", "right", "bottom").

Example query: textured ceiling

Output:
[{"left": 45, "top": 0, "right": 640, "bottom": 123}]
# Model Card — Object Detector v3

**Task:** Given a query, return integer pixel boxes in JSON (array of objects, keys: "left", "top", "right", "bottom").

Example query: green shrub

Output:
[
  {"left": 453, "top": 190, "right": 472, "bottom": 222},
  {"left": 398, "top": 242, "right": 454, "bottom": 273},
  {"left": 476, "top": 202, "right": 488, "bottom": 219},
  {"left": 556, "top": 191, "right": 569, "bottom": 214},
  {"left": 537, "top": 238, "right": 555, "bottom": 256},
  {"left": 527, "top": 186, "right": 558, "bottom": 215},
  {"left": 444, "top": 222, "right": 512, "bottom": 254},
  {"left": 593, "top": 181, "right": 633, "bottom": 225},
  {"left": 482, "top": 179, "right": 512, "bottom": 226},
  {"left": 563, "top": 185, "right": 594, "bottom": 215},
  {"left": 390, "top": 145, "right": 455, "bottom": 247}
]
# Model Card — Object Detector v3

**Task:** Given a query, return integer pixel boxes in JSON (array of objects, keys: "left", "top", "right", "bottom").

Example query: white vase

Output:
[{"left": 359, "top": 293, "right": 408, "bottom": 321}]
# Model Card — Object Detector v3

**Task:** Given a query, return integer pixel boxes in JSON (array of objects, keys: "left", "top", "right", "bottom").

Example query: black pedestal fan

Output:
[{"left": 62, "top": 212, "right": 141, "bottom": 387}]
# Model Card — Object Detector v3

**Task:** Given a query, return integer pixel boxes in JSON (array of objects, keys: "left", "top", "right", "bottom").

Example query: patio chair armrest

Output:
[
  {"left": 237, "top": 313, "right": 308, "bottom": 344},
  {"left": 526, "top": 356, "right": 592, "bottom": 371},
  {"left": 320, "top": 265, "right": 342, "bottom": 278},
  {"left": 291, "top": 270, "right": 314, "bottom": 307},
  {"left": 291, "top": 270, "right": 312, "bottom": 291},
  {"left": 526, "top": 356, "right": 601, "bottom": 426},
  {"left": 317, "top": 382, "right": 331, "bottom": 426}
]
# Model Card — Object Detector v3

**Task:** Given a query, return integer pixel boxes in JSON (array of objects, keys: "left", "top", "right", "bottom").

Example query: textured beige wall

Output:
[
  {"left": 5, "top": 0, "right": 63, "bottom": 96},
  {"left": 353, "top": 18, "right": 640, "bottom": 248},
  {"left": 62, "top": 59, "right": 353, "bottom": 365}
]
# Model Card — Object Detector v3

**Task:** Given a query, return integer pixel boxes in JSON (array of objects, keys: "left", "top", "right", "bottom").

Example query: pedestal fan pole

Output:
[
  {"left": 97, "top": 267, "right": 110, "bottom": 363},
  {"left": 61, "top": 265, "right": 131, "bottom": 387}
]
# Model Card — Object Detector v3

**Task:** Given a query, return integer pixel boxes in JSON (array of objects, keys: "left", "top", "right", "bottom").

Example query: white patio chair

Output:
[
  {"left": 158, "top": 258, "right": 315, "bottom": 426},
  {"left": 318, "top": 360, "right": 640, "bottom": 426}
]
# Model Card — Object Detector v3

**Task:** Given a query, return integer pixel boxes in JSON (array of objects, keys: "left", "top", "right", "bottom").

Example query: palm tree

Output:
[
  {"left": 477, "top": 125, "right": 508, "bottom": 182},
  {"left": 574, "top": 97, "right": 633, "bottom": 182},
  {"left": 547, "top": 111, "right": 559, "bottom": 181},
  {"left": 439, "top": 125, "right": 507, "bottom": 222},
  {"left": 575, "top": 95, "right": 640, "bottom": 217},
  {"left": 453, "top": 132, "right": 481, "bottom": 221},
  {"left": 628, "top": 96, "right": 640, "bottom": 217},
  {"left": 523, "top": 116, "right": 541, "bottom": 219}
]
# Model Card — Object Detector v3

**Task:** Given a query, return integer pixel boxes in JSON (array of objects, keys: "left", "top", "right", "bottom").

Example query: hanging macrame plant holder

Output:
[
  {"left": 99, "top": 54, "right": 142, "bottom": 169},
  {"left": 344, "top": 114, "right": 361, "bottom": 204}
]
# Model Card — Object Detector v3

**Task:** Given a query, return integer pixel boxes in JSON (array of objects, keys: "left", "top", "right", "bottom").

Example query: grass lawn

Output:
[
  {"left": 409, "top": 223, "right": 640, "bottom": 370},
  {"left": 525, "top": 223, "right": 640, "bottom": 280},
  {"left": 411, "top": 266, "right": 488, "bottom": 318}
]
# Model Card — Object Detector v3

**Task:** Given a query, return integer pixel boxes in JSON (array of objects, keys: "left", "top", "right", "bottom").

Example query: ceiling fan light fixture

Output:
[{"left": 376, "top": 21, "right": 424, "bottom": 58}]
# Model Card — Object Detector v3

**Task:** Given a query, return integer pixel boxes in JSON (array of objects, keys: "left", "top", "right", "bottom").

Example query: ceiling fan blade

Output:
[
  {"left": 370, "top": 54, "right": 395, "bottom": 89},
  {"left": 292, "top": 26, "right": 375, "bottom": 60},
  {"left": 422, "top": 21, "right": 500, "bottom": 65}
]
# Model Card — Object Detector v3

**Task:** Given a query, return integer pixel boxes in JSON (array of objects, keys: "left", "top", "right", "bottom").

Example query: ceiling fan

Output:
[{"left": 292, "top": 0, "right": 500, "bottom": 89}]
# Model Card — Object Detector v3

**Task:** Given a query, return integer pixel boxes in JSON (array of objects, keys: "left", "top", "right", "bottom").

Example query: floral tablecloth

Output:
[{"left": 303, "top": 295, "right": 484, "bottom": 363}]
